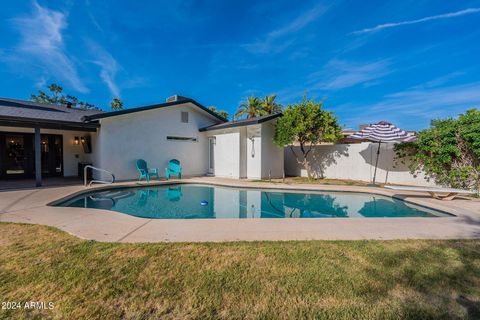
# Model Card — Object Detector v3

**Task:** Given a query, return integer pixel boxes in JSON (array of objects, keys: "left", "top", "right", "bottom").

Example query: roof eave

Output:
[
  {"left": 199, "top": 113, "right": 282, "bottom": 132},
  {"left": 84, "top": 99, "right": 228, "bottom": 123},
  {"left": 0, "top": 115, "right": 100, "bottom": 132}
]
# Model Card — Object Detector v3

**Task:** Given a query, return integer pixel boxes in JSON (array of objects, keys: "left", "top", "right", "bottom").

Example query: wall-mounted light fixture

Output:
[
  {"left": 74, "top": 137, "right": 80, "bottom": 145},
  {"left": 249, "top": 137, "right": 255, "bottom": 158},
  {"left": 80, "top": 137, "right": 86, "bottom": 144}
]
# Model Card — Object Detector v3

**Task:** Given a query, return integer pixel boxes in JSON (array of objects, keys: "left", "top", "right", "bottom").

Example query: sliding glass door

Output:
[
  {"left": 5, "top": 134, "right": 28, "bottom": 176},
  {"left": 0, "top": 132, "right": 63, "bottom": 179},
  {"left": 40, "top": 135, "right": 63, "bottom": 176}
]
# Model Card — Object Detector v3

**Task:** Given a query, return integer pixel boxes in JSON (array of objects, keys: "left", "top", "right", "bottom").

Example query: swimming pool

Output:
[{"left": 54, "top": 184, "right": 450, "bottom": 219}]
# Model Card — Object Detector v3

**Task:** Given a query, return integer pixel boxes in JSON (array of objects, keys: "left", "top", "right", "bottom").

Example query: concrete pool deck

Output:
[{"left": 0, "top": 177, "right": 479, "bottom": 242}]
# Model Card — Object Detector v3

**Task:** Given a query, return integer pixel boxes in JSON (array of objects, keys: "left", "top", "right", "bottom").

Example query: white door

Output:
[{"left": 208, "top": 137, "right": 215, "bottom": 174}]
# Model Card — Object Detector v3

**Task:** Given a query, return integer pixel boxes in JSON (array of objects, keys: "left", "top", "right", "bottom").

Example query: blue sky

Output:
[{"left": 1, "top": 1, "right": 479, "bottom": 130}]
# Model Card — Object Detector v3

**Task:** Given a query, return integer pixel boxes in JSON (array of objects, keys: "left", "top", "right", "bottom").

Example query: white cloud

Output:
[
  {"left": 410, "top": 71, "right": 465, "bottom": 90},
  {"left": 341, "top": 82, "right": 480, "bottom": 129},
  {"left": 352, "top": 8, "right": 480, "bottom": 34},
  {"left": 312, "top": 59, "right": 392, "bottom": 90},
  {"left": 267, "top": 4, "right": 328, "bottom": 39},
  {"left": 11, "top": 1, "right": 88, "bottom": 92},
  {"left": 87, "top": 41, "right": 120, "bottom": 97},
  {"left": 244, "top": 3, "right": 329, "bottom": 54},
  {"left": 35, "top": 76, "right": 47, "bottom": 89},
  {"left": 381, "top": 82, "right": 480, "bottom": 112}
]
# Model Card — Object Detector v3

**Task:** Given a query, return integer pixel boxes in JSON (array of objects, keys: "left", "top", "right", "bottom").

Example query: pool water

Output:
[{"left": 55, "top": 184, "right": 449, "bottom": 219}]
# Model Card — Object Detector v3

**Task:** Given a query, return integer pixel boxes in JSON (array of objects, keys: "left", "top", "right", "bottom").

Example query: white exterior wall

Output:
[
  {"left": 239, "top": 127, "right": 247, "bottom": 178},
  {"left": 96, "top": 103, "right": 218, "bottom": 181},
  {"left": 246, "top": 125, "right": 262, "bottom": 179},
  {"left": 211, "top": 130, "right": 241, "bottom": 179},
  {"left": 208, "top": 121, "right": 284, "bottom": 180},
  {"left": 284, "top": 142, "right": 439, "bottom": 186},
  {"left": 0, "top": 126, "right": 97, "bottom": 177},
  {"left": 260, "top": 122, "right": 284, "bottom": 179}
]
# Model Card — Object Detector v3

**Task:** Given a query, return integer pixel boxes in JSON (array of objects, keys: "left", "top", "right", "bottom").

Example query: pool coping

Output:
[{"left": 1, "top": 177, "right": 479, "bottom": 242}]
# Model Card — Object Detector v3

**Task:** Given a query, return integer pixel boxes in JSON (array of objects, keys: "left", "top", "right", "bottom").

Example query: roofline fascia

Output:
[
  {"left": 84, "top": 98, "right": 228, "bottom": 123},
  {"left": 0, "top": 115, "right": 99, "bottom": 132},
  {"left": 199, "top": 113, "right": 282, "bottom": 132}
]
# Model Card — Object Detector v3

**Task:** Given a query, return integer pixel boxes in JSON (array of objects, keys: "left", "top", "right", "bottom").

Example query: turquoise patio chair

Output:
[
  {"left": 165, "top": 159, "right": 182, "bottom": 180},
  {"left": 136, "top": 159, "right": 159, "bottom": 182}
]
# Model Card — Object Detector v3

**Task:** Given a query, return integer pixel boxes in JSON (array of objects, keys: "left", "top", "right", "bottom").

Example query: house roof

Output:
[
  {"left": 0, "top": 97, "right": 102, "bottom": 131},
  {"left": 199, "top": 113, "right": 282, "bottom": 132},
  {"left": 84, "top": 97, "right": 228, "bottom": 122},
  {"left": 0, "top": 97, "right": 103, "bottom": 122}
]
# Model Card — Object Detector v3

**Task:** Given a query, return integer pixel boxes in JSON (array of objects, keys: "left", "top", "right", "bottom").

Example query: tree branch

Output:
[
  {"left": 304, "top": 144, "right": 313, "bottom": 159},
  {"left": 289, "top": 146, "right": 302, "bottom": 165}
]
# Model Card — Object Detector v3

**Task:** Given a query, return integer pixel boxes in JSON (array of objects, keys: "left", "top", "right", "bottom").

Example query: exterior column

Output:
[{"left": 34, "top": 127, "right": 42, "bottom": 187}]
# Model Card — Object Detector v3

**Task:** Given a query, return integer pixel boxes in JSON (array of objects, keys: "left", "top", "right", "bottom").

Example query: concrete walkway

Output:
[{"left": 0, "top": 177, "right": 479, "bottom": 242}]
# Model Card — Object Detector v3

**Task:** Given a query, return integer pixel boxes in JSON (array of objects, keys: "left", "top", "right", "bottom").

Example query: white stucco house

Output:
[
  {"left": 0, "top": 95, "right": 284, "bottom": 186},
  {"left": 199, "top": 113, "right": 283, "bottom": 179},
  {"left": 0, "top": 94, "right": 433, "bottom": 188}
]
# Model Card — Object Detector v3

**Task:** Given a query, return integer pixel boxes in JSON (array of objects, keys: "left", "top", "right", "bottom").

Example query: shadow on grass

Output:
[
  {"left": 362, "top": 240, "right": 480, "bottom": 319},
  {"left": 1, "top": 223, "right": 479, "bottom": 319},
  {"left": 457, "top": 295, "right": 480, "bottom": 319}
]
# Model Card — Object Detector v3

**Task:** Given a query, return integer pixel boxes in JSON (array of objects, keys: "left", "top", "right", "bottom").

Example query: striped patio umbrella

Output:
[{"left": 350, "top": 121, "right": 416, "bottom": 185}]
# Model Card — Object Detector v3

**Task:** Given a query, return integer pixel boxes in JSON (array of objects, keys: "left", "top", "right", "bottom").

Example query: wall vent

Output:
[
  {"left": 166, "top": 95, "right": 189, "bottom": 103},
  {"left": 166, "top": 95, "right": 178, "bottom": 102},
  {"left": 181, "top": 111, "right": 189, "bottom": 123},
  {"left": 166, "top": 136, "right": 197, "bottom": 142}
]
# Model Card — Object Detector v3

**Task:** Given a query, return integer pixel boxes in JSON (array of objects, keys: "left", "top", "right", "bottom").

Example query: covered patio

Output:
[{"left": 0, "top": 98, "right": 101, "bottom": 188}]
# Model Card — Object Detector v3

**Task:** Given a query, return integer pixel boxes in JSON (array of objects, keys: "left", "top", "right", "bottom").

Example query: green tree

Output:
[
  {"left": 207, "top": 106, "right": 229, "bottom": 120},
  {"left": 48, "top": 83, "right": 63, "bottom": 103},
  {"left": 77, "top": 101, "right": 96, "bottom": 109},
  {"left": 110, "top": 98, "right": 124, "bottom": 111},
  {"left": 235, "top": 96, "right": 265, "bottom": 119},
  {"left": 62, "top": 95, "right": 78, "bottom": 106},
  {"left": 395, "top": 109, "right": 480, "bottom": 193},
  {"left": 261, "top": 94, "right": 282, "bottom": 114},
  {"left": 273, "top": 96, "right": 343, "bottom": 179},
  {"left": 31, "top": 83, "right": 97, "bottom": 110},
  {"left": 31, "top": 84, "right": 62, "bottom": 104},
  {"left": 30, "top": 90, "right": 53, "bottom": 104}
]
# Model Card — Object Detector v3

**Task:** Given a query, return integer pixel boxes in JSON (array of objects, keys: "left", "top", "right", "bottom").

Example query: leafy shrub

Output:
[{"left": 395, "top": 109, "right": 480, "bottom": 192}]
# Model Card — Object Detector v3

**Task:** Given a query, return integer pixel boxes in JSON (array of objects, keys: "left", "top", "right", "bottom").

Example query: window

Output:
[
  {"left": 181, "top": 111, "right": 189, "bottom": 123},
  {"left": 166, "top": 136, "right": 197, "bottom": 142}
]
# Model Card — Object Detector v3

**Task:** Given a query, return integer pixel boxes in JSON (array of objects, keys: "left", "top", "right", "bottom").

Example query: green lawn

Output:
[{"left": 1, "top": 223, "right": 479, "bottom": 319}]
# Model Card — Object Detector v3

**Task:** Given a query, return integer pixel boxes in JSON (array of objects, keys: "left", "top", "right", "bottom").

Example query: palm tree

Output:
[
  {"left": 235, "top": 96, "right": 265, "bottom": 119},
  {"left": 110, "top": 98, "right": 124, "bottom": 111},
  {"left": 261, "top": 94, "right": 282, "bottom": 114}
]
